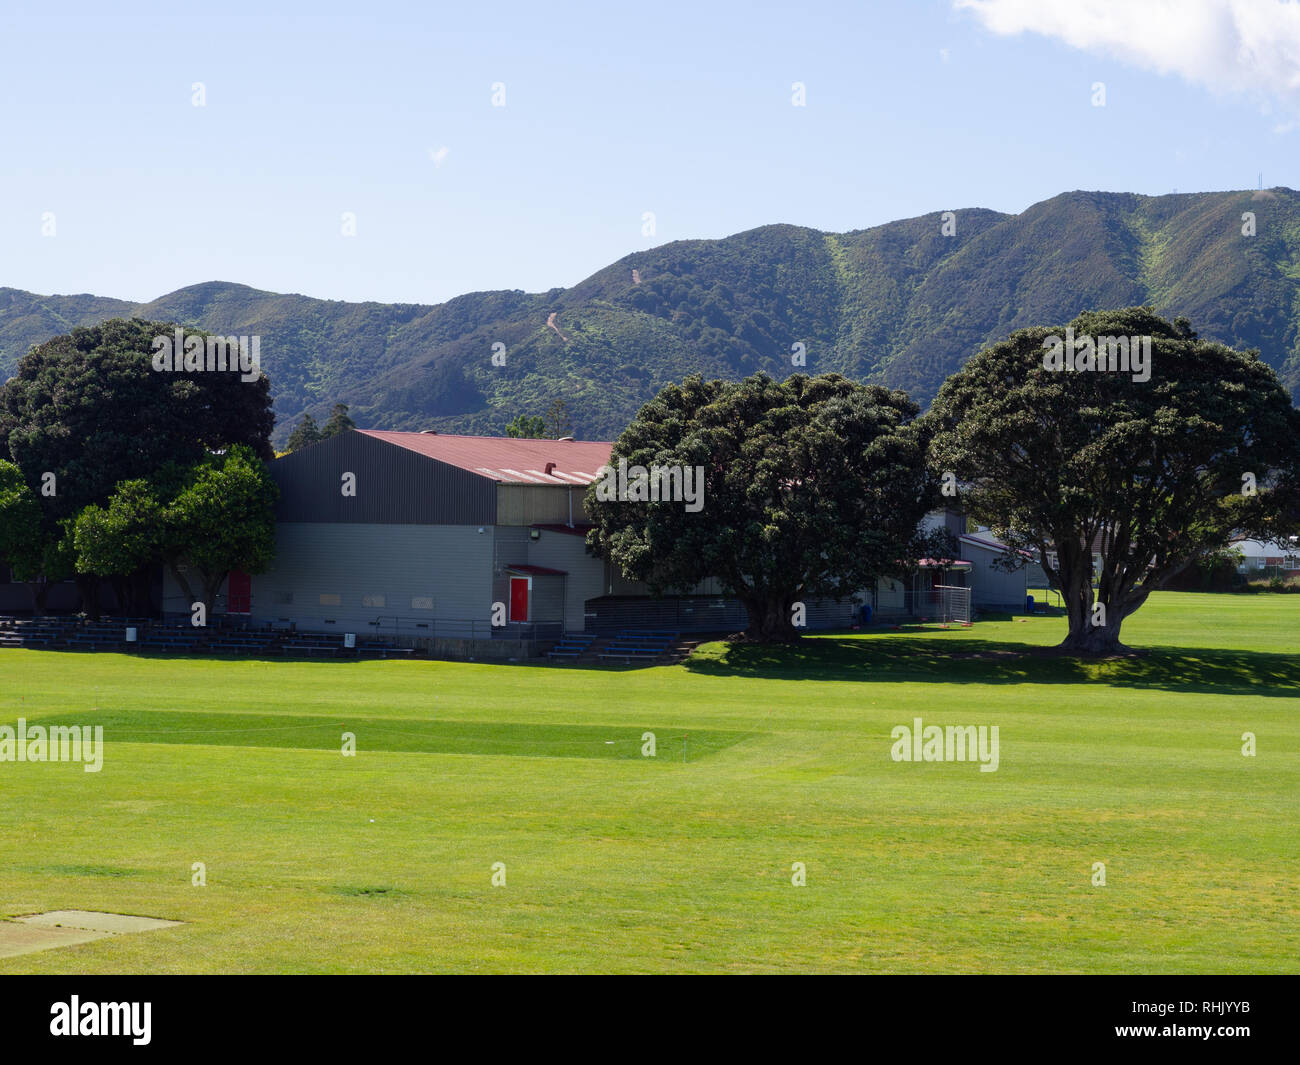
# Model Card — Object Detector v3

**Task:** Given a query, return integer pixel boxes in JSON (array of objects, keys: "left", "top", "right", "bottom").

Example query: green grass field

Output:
[{"left": 1, "top": 591, "right": 1296, "bottom": 973}]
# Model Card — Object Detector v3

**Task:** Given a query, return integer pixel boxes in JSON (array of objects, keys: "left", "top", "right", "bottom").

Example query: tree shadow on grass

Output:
[{"left": 683, "top": 635, "right": 1300, "bottom": 699}]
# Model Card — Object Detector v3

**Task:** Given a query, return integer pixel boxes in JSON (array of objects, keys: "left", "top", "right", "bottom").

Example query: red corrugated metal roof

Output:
[{"left": 359, "top": 430, "right": 613, "bottom": 485}]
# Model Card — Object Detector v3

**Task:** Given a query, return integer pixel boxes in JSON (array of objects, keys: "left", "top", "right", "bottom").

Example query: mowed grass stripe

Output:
[{"left": 14, "top": 711, "right": 751, "bottom": 760}]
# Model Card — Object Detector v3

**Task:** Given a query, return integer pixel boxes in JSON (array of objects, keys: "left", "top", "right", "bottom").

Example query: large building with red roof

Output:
[
  {"left": 152, "top": 429, "right": 1051, "bottom": 648},
  {"left": 160, "top": 428, "right": 861, "bottom": 648}
]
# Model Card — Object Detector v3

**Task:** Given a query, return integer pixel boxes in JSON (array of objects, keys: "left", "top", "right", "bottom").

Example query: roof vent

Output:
[
  {"left": 557, "top": 436, "right": 575, "bottom": 442},
  {"left": 419, "top": 429, "right": 438, "bottom": 435},
  {"left": 544, "top": 462, "right": 557, "bottom": 475}
]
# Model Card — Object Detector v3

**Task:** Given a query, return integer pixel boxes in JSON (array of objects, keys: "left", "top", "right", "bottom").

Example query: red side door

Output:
[
  {"left": 509, "top": 576, "right": 530, "bottom": 622},
  {"left": 227, "top": 570, "right": 252, "bottom": 614}
]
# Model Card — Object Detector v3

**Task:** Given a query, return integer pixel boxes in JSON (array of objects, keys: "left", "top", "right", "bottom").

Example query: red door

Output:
[
  {"left": 509, "top": 577, "right": 530, "bottom": 622},
  {"left": 227, "top": 570, "right": 252, "bottom": 614}
]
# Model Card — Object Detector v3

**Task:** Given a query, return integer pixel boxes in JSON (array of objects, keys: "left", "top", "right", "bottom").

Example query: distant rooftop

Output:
[{"left": 359, "top": 430, "right": 613, "bottom": 485}]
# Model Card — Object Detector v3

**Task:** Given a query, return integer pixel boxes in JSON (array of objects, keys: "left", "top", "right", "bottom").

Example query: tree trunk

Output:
[
  {"left": 1052, "top": 536, "right": 1135, "bottom": 655},
  {"left": 76, "top": 574, "right": 100, "bottom": 620},
  {"left": 1057, "top": 580, "right": 1136, "bottom": 655},
  {"left": 1057, "top": 615, "right": 1131, "bottom": 655},
  {"left": 741, "top": 595, "right": 801, "bottom": 642},
  {"left": 31, "top": 579, "right": 49, "bottom": 616}
]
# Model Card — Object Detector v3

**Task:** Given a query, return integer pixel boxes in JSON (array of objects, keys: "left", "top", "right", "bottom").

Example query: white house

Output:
[{"left": 1231, "top": 537, "right": 1300, "bottom": 575}]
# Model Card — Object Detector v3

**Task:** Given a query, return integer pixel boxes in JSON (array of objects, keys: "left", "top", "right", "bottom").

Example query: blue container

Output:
[
  {"left": 861, "top": 604, "right": 873, "bottom": 625},
  {"left": 1026, "top": 595, "right": 1036, "bottom": 613}
]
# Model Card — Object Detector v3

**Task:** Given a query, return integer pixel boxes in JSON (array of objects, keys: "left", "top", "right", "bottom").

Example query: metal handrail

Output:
[{"left": 369, "top": 616, "right": 564, "bottom": 640}]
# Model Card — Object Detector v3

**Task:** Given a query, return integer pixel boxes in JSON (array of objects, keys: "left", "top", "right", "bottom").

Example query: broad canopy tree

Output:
[
  {"left": 72, "top": 479, "right": 165, "bottom": 615},
  {"left": 927, "top": 307, "right": 1300, "bottom": 655},
  {"left": 161, "top": 446, "right": 279, "bottom": 617},
  {"left": 0, "top": 317, "right": 276, "bottom": 613},
  {"left": 0, "top": 461, "right": 42, "bottom": 568},
  {"left": 585, "top": 372, "right": 942, "bottom": 642},
  {"left": 0, "top": 459, "right": 77, "bottom": 613},
  {"left": 73, "top": 447, "right": 278, "bottom": 619},
  {"left": 0, "top": 318, "right": 273, "bottom": 522}
]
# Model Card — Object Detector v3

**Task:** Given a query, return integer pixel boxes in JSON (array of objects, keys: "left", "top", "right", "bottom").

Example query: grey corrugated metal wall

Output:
[
  {"left": 162, "top": 522, "right": 498, "bottom": 636},
  {"left": 272, "top": 431, "right": 497, "bottom": 525},
  {"left": 526, "top": 529, "right": 604, "bottom": 631},
  {"left": 491, "top": 527, "right": 531, "bottom": 613}
]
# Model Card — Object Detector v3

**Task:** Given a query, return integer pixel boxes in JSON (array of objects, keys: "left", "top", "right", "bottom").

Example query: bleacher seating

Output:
[
  {"left": 546, "top": 633, "right": 598, "bottom": 660},
  {"left": 0, "top": 615, "right": 412, "bottom": 660},
  {"left": 597, "top": 630, "right": 679, "bottom": 662}
]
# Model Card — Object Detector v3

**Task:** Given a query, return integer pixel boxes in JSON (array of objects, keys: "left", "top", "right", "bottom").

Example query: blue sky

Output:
[{"left": 2, "top": 0, "right": 1297, "bottom": 305}]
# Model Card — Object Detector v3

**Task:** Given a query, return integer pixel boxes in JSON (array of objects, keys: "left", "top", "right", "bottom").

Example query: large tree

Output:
[
  {"left": 72, "top": 479, "right": 164, "bottom": 615},
  {"left": 0, "top": 318, "right": 274, "bottom": 612},
  {"left": 585, "top": 372, "right": 939, "bottom": 641},
  {"left": 927, "top": 307, "right": 1300, "bottom": 655},
  {"left": 0, "top": 459, "right": 77, "bottom": 614},
  {"left": 162, "top": 446, "right": 279, "bottom": 618},
  {"left": 0, "top": 461, "right": 41, "bottom": 567},
  {"left": 0, "top": 318, "right": 274, "bottom": 522}
]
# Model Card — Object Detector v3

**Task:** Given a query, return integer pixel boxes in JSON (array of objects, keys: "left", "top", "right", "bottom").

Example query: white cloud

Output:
[{"left": 955, "top": 0, "right": 1300, "bottom": 112}]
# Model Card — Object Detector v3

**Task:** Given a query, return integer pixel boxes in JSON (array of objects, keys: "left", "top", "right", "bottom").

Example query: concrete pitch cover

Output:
[{"left": 0, "top": 910, "right": 183, "bottom": 958}]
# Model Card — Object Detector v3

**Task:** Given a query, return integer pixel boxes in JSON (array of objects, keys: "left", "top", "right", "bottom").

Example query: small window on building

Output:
[
  {"left": 362, "top": 594, "right": 385, "bottom": 608},
  {"left": 319, "top": 593, "right": 341, "bottom": 606},
  {"left": 411, "top": 596, "right": 433, "bottom": 610}
]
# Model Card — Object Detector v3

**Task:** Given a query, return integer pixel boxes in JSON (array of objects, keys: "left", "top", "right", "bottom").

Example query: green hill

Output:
[{"left": 3, "top": 188, "right": 1298, "bottom": 444}]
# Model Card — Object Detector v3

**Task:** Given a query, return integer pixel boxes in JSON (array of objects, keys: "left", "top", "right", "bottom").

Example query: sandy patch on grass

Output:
[
  {"left": 0, "top": 923, "right": 108, "bottom": 958},
  {"left": 0, "top": 910, "right": 183, "bottom": 957}
]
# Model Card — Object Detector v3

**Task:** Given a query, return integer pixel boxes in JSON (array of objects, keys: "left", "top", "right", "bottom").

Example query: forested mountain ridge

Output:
[{"left": 3, "top": 187, "right": 1297, "bottom": 445}]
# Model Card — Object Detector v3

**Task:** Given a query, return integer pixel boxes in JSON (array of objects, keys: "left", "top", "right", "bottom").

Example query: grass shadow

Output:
[{"left": 684, "top": 634, "right": 1300, "bottom": 698}]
